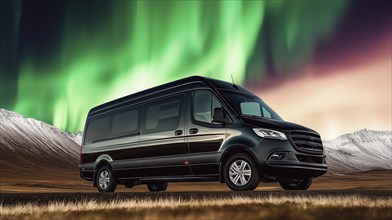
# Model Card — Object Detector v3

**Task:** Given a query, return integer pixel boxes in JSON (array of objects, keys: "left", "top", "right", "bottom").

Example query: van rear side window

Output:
[
  {"left": 85, "top": 116, "right": 110, "bottom": 143},
  {"left": 85, "top": 107, "right": 140, "bottom": 144},
  {"left": 144, "top": 95, "right": 183, "bottom": 133},
  {"left": 111, "top": 110, "right": 139, "bottom": 135}
]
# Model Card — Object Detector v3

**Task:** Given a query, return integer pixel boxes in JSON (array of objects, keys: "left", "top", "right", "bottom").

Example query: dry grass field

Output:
[
  {"left": 1, "top": 194, "right": 391, "bottom": 220},
  {"left": 0, "top": 170, "right": 391, "bottom": 219}
]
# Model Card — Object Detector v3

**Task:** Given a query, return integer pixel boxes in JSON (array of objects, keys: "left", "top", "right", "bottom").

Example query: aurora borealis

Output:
[{"left": 1, "top": 0, "right": 391, "bottom": 139}]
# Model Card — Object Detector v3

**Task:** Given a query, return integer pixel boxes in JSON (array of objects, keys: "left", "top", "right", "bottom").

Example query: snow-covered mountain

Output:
[
  {"left": 0, "top": 109, "right": 391, "bottom": 176},
  {"left": 0, "top": 109, "right": 81, "bottom": 177},
  {"left": 323, "top": 129, "right": 392, "bottom": 174},
  {"left": 66, "top": 131, "right": 83, "bottom": 146}
]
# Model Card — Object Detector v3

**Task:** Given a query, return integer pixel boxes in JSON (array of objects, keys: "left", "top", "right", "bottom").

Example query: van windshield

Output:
[{"left": 221, "top": 91, "right": 283, "bottom": 121}]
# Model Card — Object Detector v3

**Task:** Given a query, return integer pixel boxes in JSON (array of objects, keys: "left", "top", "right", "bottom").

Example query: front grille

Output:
[
  {"left": 289, "top": 131, "right": 323, "bottom": 155},
  {"left": 296, "top": 155, "right": 324, "bottom": 164}
]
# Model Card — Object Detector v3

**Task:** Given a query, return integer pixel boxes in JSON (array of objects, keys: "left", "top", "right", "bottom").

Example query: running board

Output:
[{"left": 119, "top": 175, "right": 219, "bottom": 183}]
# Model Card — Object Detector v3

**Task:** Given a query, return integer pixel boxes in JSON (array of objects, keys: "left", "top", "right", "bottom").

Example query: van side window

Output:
[
  {"left": 193, "top": 91, "right": 222, "bottom": 124},
  {"left": 262, "top": 106, "right": 272, "bottom": 119},
  {"left": 85, "top": 116, "right": 110, "bottom": 143},
  {"left": 144, "top": 95, "right": 183, "bottom": 133},
  {"left": 111, "top": 109, "right": 139, "bottom": 135}
]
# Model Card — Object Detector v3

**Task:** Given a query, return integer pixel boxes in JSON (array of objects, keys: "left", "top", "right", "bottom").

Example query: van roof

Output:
[{"left": 88, "top": 75, "right": 251, "bottom": 116}]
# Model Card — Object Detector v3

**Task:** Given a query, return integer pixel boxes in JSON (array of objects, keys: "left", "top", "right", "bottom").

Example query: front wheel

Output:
[
  {"left": 224, "top": 153, "right": 260, "bottom": 191},
  {"left": 96, "top": 166, "right": 117, "bottom": 193},
  {"left": 147, "top": 182, "right": 168, "bottom": 192},
  {"left": 279, "top": 178, "right": 313, "bottom": 190}
]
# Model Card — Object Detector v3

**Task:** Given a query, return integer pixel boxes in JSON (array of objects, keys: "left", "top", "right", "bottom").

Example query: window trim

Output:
[{"left": 91, "top": 132, "right": 140, "bottom": 143}]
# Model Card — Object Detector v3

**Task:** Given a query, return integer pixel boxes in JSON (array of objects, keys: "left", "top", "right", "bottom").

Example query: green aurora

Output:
[{"left": 2, "top": 1, "right": 347, "bottom": 132}]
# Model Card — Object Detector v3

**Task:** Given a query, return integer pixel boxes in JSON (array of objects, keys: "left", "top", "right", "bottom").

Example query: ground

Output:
[{"left": 0, "top": 171, "right": 391, "bottom": 219}]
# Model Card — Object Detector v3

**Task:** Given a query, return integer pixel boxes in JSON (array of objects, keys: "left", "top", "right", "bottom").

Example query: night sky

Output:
[{"left": 1, "top": 0, "right": 391, "bottom": 138}]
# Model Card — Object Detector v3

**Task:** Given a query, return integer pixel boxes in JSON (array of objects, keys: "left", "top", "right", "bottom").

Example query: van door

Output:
[
  {"left": 186, "top": 90, "right": 227, "bottom": 175},
  {"left": 137, "top": 94, "right": 190, "bottom": 177}
]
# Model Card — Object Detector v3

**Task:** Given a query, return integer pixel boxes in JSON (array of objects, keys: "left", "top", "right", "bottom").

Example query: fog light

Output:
[{"left": 269, "top": 153, "right": 286, "bottom": 160}]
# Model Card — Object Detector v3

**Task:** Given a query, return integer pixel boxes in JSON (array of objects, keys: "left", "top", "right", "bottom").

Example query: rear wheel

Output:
[
  {"left": 224, "top": 153, "right": 260, "bottom": 191},
  {"left": 279, "top": 178, "right": 313, "bottom": 190},
  {"left": 147, "top": 182, "right": 168, "bottom": 192},
  {"left": 96, "top": 166, "right": 117, "bottom": 193}
]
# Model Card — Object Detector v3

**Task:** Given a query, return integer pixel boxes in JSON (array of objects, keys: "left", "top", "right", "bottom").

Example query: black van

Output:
[{"left": 79, "top": 76, "right": 327, "bottom": 192}]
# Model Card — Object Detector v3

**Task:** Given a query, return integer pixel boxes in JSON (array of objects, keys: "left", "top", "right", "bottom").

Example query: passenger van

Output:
[{"left": 79, "top": 76, "right": 327, "bottom": 192}]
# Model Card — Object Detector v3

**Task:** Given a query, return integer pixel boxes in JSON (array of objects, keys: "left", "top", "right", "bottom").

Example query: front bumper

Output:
[
  {"left": 265, "top": 159, "right": 327, "bottom": 179},
  {"left": 251, "top": 138, "right": 328, "bottom": 179}
]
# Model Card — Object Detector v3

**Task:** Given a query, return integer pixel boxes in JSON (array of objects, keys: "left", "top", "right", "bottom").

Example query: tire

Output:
[
  {"left": 279, "top": 178, "right": 313, "bottom": 190},
  {"left": 96, "top": 166, "right": 117, "bottom": 193},
  {"left": 224, "top": 153, "right": 260, "bottom": 191},
  {"left": 147, "top": 182, "right": 168, "bottom": 192}
]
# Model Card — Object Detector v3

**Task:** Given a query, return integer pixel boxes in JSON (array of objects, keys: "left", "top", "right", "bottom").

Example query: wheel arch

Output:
[
  {"left": 219, "top": 145, "right": 259, "bottom": 183},
  {"left": 93, "top": 155, "right": 113, "bottom": 187}
]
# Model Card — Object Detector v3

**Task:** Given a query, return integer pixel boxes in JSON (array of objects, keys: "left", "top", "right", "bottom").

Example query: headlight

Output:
[{"left": 253, "top": 128, "right": 287, "bottom": 140}]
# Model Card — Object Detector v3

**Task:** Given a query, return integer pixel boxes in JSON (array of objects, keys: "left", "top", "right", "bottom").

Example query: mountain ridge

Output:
[{"left": 323, "top": 129, "right": 391, "bottom": 173}]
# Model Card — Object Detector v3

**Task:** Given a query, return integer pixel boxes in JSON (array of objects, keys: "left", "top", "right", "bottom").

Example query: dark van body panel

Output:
[
  {"left": 79, "top": 76, "right": 327, "bottom": 191},
  {"left": 241, "top": 117, "right": 315, "bottom": 133}
]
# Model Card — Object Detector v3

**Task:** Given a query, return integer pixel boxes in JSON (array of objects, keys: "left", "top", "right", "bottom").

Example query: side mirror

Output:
[{"left": 212, "top": 107, "right": 226, "bottom": 123}]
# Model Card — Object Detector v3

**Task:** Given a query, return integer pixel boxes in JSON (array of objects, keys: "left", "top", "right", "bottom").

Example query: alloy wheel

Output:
[
  {"left": 99, "top": 170, "right": 110, "bottom": 190},
  {"left": 229, "top": 160, "right": 252, "bottom": 186}
]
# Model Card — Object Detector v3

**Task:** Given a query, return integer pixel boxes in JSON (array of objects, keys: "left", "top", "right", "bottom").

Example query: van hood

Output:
[{"left": 241, "top": 116, "right": 317, "bottom": 133}]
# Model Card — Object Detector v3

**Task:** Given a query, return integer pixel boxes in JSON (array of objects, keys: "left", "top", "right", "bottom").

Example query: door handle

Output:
[
  {"left": 175, "top": 130, "right": 183, "bottom": 136},
  {"left": 189, "top": 128, "right": 198, "bottom": 134}
]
